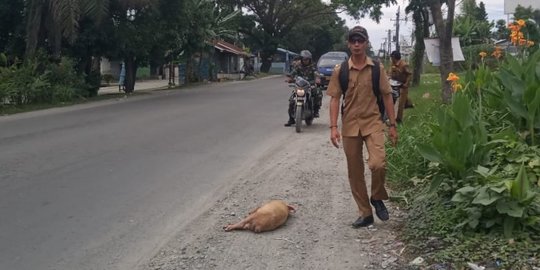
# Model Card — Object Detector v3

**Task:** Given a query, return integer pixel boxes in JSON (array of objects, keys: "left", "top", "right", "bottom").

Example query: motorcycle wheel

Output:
[
  {"left": 305, "top": 116, "right": 313, "bottom": 126},
  {"left": 295, "top": 104, "right": 303, "bottom": 133}
]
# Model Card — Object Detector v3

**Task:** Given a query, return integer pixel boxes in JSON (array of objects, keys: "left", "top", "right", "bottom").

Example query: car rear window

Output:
[{"left": 318, "top": 58, "right": 345, "bottom": 67}]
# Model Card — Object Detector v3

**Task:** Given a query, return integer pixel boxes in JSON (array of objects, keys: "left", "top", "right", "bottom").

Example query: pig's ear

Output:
[{"left": 287, "top": 205, "right": 297, "bottom": 214}]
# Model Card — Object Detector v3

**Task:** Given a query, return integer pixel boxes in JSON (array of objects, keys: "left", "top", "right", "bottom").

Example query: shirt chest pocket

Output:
[
  {"left": 351, "top": 74, "right": 372, "bottom": 97},
  {"left": 344, "top": 69, "right": 374, "bottom": 99}
]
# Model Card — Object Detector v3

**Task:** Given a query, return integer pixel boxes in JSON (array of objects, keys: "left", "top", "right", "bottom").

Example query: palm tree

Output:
[
  {"left": 24, "top": 0, "right": 153, "bottom": 58},
  {"left": 25, "top": 0, "right": 88, "bottom": 57}
]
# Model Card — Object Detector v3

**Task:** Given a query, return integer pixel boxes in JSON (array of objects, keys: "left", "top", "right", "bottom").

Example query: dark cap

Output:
[
  {"left": 348, "top": 26, "right": 369, "bottom": 40},
  {"left": 390, "top": 50, "right": 401, "bottom": 59}
]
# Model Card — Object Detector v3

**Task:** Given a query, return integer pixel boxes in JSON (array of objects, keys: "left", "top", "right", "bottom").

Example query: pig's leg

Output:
[{"left": 223, "top": 215, "right": 254, "bottom": 232}]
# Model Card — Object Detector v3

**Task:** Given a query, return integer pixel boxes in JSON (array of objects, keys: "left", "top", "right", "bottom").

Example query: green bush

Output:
[
  {"left": 458, "top": 44, "right": 501, "bottom": 71},
  {"left": 393, "top": 26, "right": 540, "bottom": 265},
  {"left": 102, "top": 74, "right": 115, "bottom": 85},
  {"left": 417, "top": 93, "right": 491, "bottom": 193},
  {"left": 83, "top": 70, "right": 101, "bottom": 97},
  {"left": 0, "top": 55, "right": 86, "bottom": 106}
]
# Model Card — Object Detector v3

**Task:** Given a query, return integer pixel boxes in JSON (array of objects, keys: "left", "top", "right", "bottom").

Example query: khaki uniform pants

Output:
[
  {"left": 343, "top": 130, "right": 389, "bottom": 218},
  {"left": 397, "top": 87, "right": 410, "bottom": 122}
]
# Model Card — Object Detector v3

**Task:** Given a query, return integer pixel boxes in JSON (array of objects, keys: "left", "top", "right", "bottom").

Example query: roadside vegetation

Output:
[
  {"left": 1, "top": 0, "right": 365, "bottom": 108},
  {"left": 386, "top": 19, "right": 540, "bottom": 269},
  {"left": 1, "top": 0, "right": 540, "bottom": 267}
]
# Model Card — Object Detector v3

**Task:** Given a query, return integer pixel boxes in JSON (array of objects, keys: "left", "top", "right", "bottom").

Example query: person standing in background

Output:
[{"left": 389, "top": 51, "right": 413, "bottom": 124}]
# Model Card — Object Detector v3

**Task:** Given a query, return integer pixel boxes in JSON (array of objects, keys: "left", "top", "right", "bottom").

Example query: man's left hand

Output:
[{"left": 388, "top": 126, "right": 398, "bottom": 147}]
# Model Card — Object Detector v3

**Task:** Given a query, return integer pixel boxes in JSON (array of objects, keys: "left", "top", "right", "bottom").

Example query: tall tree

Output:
[
  {"left": 0, "top": 0, "right": 25, "bottom": 57},
  {"left": 333, "top": 0, "right": 396, "bottom": 23},
  {"left": 224, "top": 0, "right": 336, "bottom": 72},
  {"left": 105, "top": 0, "right": 160, "bottom": 93},
  {"left": 428, "top": 0, "right": 456, "bottom": 103},
  {"left": 460, "top": 0, "right": 477, "bottom": 18},
  {"left": 493, "top": 19, "right": 509, "bottom": 40},
  {"left": 514, "top": 5, "right": 540, "bottom": 25},
  {"left": 337, "top": 0, "right": 457, "bottom": 102},
  {"left": 406, "top": 0, "right": 431, "bottom": 87},
  {"left": 476, "top": 2, "right": 488, "bottom": 21},
  {"left": 25, "top": 0, "right": 86, "bottom": 57},
  {"left": 281, "top": 11, "right": 347, "bottom": 60}
]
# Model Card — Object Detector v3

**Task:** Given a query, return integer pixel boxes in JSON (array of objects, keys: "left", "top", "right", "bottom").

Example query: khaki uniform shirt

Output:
[
  {"left": 326, "top": 57, "right": 392, "bottom": 137},
  {"left": 389, "top": 59, "right": 411, "bottom": 87}
]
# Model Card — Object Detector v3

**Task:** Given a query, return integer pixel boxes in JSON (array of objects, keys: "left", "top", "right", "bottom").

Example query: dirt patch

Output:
[{"left": 144, "top": 109, "right": 408, "bottom": 270}]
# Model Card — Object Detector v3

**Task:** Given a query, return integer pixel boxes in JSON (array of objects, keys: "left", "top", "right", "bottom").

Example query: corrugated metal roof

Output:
[{"left": 214, "top": 40, "right": 252, "bottom": 57}]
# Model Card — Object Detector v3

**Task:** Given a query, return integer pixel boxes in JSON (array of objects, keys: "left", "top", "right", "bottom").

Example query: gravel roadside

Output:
[{"left": 143, "top": 102, "right": 408, "bottom": 270}]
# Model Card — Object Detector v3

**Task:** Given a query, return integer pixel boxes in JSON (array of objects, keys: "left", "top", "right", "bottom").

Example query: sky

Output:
[{"left": 339, "top": 0, "right": 507, "bottom": 53}]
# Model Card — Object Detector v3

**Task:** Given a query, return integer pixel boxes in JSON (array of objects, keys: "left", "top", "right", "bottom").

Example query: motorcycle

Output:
[
  {"left": 289, "top": 76, "right": 316, "bottom": 133},
  {"left": 382, "top": 79, "right": 403, "bottom": 123},
  {"left": 389, "top": 79, "right": 402, "bottom": 104}
]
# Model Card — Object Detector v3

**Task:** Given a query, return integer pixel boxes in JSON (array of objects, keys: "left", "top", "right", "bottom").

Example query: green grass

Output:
[
  {"left": 386, "top": 73, "right": 444, "bottom": 193},
  {"left": 136, "top": 67, "right": 151, "bottom": 80}
]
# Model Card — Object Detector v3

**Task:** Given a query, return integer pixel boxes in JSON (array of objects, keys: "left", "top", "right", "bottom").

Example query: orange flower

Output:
[
  {"left": 447, "top": 72, "right": 459, "bottom": 82},
  {"left": 519, "top": 38, "right": 527, "bottom": 46},
  {"left": 492, "top": 46, "right": 503, "bottom": 59},
  {"left": 508, "top": 24, "right": 519, "bottom": 32},
  {"left": 452, "top": 83, "right": 463, "bottom": 93},
  {"left": 479, "top": 52, "right": 487, "bottom": 59},
  {"left": 527, "top": 40, "right": 535, "bottom": 47},
  {"left": 517, "top": 19, "right": 526, "bottom": 27},
  {"left": 446, "top": 72, "right": 463, "bottom": 93}
]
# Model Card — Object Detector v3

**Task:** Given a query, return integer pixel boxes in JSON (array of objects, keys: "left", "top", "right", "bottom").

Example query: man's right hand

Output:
[{"left": 330, "top": 127, "right": 341, "bottom": 148}]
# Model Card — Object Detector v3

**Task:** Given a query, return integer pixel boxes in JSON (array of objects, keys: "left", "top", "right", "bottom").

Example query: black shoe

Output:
[
  {"left": 352, "top": 215, "right": 374, "bottom": 228},
  {"left": 405, "top": 103, "right": 414, "bottom": 109},
  {"left": 370, "top": 198, "right": 389, "bottom": 221},
  {"left": 284, "top": 120, "right": 295, "bottom": 127},
  {"left": 314, "top": 112, "right": 320, "bottom": 118}
]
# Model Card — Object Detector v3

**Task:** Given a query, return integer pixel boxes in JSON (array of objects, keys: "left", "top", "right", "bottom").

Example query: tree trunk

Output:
[
  {"left": 124, "top": 56, "right": 137, "bottom": 93},
  {"left": 411, "top": 9, "right": 430, "bottom": 87},
  {"left": 260, "top": 50, "right": 274, "bottom": 73},
  {"left": 185, "top": 56, "right": 193, "bottom": 84},
  {"left": 430, "top": 0, "right": 456, "bottom": 104},
  {"left": 91, "top": 57, "right": 101, "bottom": 75},
  {"left": 25, "top": 0, "right": 45, "bottom": 57},
  {"left": 150, "top": 61, "right": 159, "bottom": 77},
  {"left": 51, "top": 25, "right": 62, "bottom": 60}
]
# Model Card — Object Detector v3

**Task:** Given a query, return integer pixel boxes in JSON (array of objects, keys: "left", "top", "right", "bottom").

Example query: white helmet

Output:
[{"left": 300, "top": 50, "right": 312, "bottom": 60}]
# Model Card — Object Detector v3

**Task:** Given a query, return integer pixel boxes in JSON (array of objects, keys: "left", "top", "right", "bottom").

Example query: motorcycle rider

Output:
[{"left": 284, "top": 50, "right": 322, "bottom": 126}]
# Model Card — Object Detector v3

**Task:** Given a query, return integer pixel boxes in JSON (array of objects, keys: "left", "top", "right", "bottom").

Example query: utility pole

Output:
[
  {"left": 395, "top": 7, "right": 400, "bottom": 52},
  {"left": 391, "top": 6, "right": 408, "bottom": 53},
  {"left": 387, "top": 29, "right": 392, "bottom": 59},
  {"left": 380, "top": 38, "right": 388, "bottom": 59}
]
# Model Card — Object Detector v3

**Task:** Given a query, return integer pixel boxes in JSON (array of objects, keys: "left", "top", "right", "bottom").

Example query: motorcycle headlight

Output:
[{"left": 296, "top": 88, "right": 305, "bottom": 97}]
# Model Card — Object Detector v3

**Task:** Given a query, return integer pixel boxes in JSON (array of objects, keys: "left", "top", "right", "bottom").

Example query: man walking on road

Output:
[{"left": 326, "top": 26, "right": 398, "bottom": 228}]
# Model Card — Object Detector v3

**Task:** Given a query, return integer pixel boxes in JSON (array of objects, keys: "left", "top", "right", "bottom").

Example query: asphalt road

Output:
[{"left": 0, "top": 76, "right": 310, "bottom": 270}]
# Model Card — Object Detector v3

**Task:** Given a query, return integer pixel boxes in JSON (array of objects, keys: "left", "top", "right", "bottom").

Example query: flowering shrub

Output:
[{"left": 417, "top": 19, "right": 540, "bottom": 236}]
